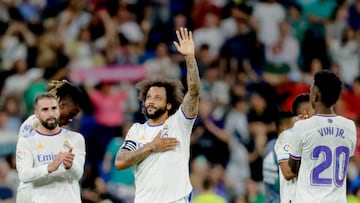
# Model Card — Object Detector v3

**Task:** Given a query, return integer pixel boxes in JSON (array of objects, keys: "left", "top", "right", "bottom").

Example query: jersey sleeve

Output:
[
  {"left": 275, "top": 130, "right": 291, "bottom": 163},
  {"left": 121, "top": 123, "right": 140, "bottom": 151},
  {"left": 16, "top": 136, "right": 49, "bottom": 183},
  {"left": 289, "top": 123, "right": 302, "bottom": 160},
  {"left": 64, "top": 132, "right": 86, "bottom": 180}
]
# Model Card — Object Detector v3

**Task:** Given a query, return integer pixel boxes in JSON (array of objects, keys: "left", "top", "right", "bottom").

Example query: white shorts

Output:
[{"left": 16, "top": 186, "right": 32, "bottom": 203}]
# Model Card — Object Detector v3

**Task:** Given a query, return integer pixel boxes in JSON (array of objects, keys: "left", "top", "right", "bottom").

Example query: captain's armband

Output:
[{"left": 122, "top": 140, "right": 137, "bottom": 151}]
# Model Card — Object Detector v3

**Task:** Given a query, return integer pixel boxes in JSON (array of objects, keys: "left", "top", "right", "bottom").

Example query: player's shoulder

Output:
[
  {"left": 61, "top": 128, "right": 85, "bottom": 141},
  {"left": 19, "top": 115, "right": 39, "bottom": 138},
  {"left": 336, "top": 115, "right": 356, "bottom": 125},
  {"left": 129, "top": 122, "right": 144, "bottom": 130}
]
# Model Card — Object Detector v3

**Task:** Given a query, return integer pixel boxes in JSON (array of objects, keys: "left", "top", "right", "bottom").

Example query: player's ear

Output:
[{"left": 167, "top": 103, "right": 172, "bottom": 111}]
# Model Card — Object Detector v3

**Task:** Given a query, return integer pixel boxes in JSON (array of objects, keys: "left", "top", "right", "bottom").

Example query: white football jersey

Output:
[
  {"left": 274, "top": 129, "right": 297, "bottom": 203},
  {"left": 16, "top": 115, "right": 39, "bottom": 196},
  {"left": 122, "top": 107, "right": 196, "bottom": 203},
  {"left": 16, "top": 128, "right": 86, "bottom": 203},
  {"left": 289, "top": 115, "right": 356, "bottom": 203}
]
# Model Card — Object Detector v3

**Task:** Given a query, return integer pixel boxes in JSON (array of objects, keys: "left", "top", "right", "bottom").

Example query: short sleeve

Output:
[
  {"left": 121, "top": 123, "right": 139, "bottom": 151},
  {"left": 289, "top": 123, "right": 302, "bottom": 160},
  {"left": 275, "top": 130, "right": 292, "bottom": 163}
]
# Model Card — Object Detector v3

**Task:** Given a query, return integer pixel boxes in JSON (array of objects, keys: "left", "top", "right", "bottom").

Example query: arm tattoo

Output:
[
  {"left": 183, "top": 55, "right": 200, "bottom": 117},
  {"left": 117, "top": 145, "right": 152, "bottom": 166}
]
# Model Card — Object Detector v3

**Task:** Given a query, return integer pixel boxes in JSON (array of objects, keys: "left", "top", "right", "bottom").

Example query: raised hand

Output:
[
  {"left": 173, "top": 27, "right": 195, "bottom": 57},
  {"left": 148, "top": 130, "right": 179, "bottom": 153}
]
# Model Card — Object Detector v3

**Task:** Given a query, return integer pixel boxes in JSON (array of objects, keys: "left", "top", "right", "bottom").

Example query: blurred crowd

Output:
[{"left": 0, "top": 0, "right": 360, "bottom": 202}]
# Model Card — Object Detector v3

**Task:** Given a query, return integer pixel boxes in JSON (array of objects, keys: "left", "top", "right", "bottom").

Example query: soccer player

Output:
[
  {"left": 289, "top": 70, "right": 357, "bottom": 203},
  {"left": 115, "top": 27, "right": 200, "bottom": 203},
  {"left": 16, "top": 93, "right": 86, "bottom": 203},
  {"left": 274, "top": 93, "right": 313, "bottom": 203},
  {"left": 16, "top": 80, "right": 85, "bottom": 203}
]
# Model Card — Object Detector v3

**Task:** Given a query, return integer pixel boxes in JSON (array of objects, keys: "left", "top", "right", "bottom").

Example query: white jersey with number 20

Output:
[{"left": 289, "top": 115, "right": 356, "bottom": 203}]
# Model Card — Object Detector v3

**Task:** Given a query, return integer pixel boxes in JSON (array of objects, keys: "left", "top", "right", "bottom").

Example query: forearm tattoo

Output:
[
  {"left": 117, "top": 145, "right": 151, "bottom": 166},
  {"left": 183, "top": 55, "right": 200, "bottom": 117}
]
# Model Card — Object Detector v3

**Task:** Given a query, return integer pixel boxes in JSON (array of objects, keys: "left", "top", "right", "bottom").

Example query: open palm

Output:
[{"left": 173, "top": 27, "right": 195, "bottom": 57}]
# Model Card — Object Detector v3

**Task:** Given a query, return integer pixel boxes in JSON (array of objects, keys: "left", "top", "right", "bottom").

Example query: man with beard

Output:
[
  {"left": 115, "top": 27, "right": 201, "bottom": 203},
  {"left": 15, "top": 80, "right": 86, "bottom": 203},
  {"left": 15, "top": 93, "right": 85, "bottom": 203}
]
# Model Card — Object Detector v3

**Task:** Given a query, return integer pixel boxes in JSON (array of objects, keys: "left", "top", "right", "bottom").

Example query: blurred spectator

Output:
[
  {"left": 1, "top": 95, "right": 22, "bottom": 132},
  {"left": 302, "top": 0, "right": 337, "bottom": 38},
  {"left": 0, "top": 157, "right": 17, "bottom": 203},
  {"left": 286, "top": 3, "right": 307, "bottom": 43},
  {"left": 191, "top": 175, "right": 226, "bottom": 203},
  {"left": 251, "top": 0, "right": 286, "bottom": 46},
  {"left": 1, "top": 59, "right": 43, "bottom": 100},
  {"left": 348, "top": 175, "right": 360, "bottom": 203},
  {"left": 220, "top": 2, "right": 252, "bottom": 40},
  {"left": 85, "top": 81, "right": 127, "bottom": 176},
  {"left": 101, "top": 122, "right": 134, "bottom": 203},
  {"left": 195, "top": 44, "right": 217, "bottom": 77},
  {"left": 348, "top": 0, "right": 360, "bottom": 31},
  {"left": 265, "top": 20, "right": 300, "bottom": 75},
  {"left": 190, "top": 155, "right": 211, "bottom": 199},
  {"left": 341, "top": 76, "right": 360, "bottom": 119},
  {"left": 219, "top": 16, "right": 263, "bottom": 82},
  {"left": 327, "top": 26, "right": 360, "bottom": 86},
  {"left": 224, "top": 83, "right": 251, "bottom": 201},
  {"left": 57, "top": 0, "right": 92, "bottom": 47},
  {"left": 66, "top": 26, "right": 106, "bottom": 68},
  {"left": 245, "top": 179, "right": 266, "bottom": 203},
  {"left": 191, "top": 99, "right": 230, "bottom": 168},
  {"left": 326, "top": 1, "right": 349, "bottom": 41},
  {"left": 193, "top": 11, "right": 224, "bottom": 58},
  {"left": 246, "top": 84, "right": 278, "bottom": 182},
  {"left": 0, "top": 21, "right": 36, "bottom": 71},
  {"left": 192, "top": 0, "right": 221, "bottom": 29},
  {"left": 144, "top": 42, "right": 181, "bottom": 80},
  {"left": 35, "top": 17, "right": 68, "bottom": 71},
  {"left": 0, "top": 109, "right": 17, "bottom": 157}
]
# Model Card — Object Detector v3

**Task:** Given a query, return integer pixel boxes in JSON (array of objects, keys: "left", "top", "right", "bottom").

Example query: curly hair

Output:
[
  {"left": 135, "top": 79, "right": 184, "bottom": 117},
  {"left": 314, "top": 70, "right": 342, "bottom": 107},
  {"left": 48, "top": 80, "right": 85, "bottom": 108}
]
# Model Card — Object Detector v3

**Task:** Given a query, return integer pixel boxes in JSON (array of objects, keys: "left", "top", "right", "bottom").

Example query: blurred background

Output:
[{"left": 0, "top": 0, "right": 360, "bottom": 202}]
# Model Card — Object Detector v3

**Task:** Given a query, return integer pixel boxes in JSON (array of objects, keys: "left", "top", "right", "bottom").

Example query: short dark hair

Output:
[
  {"left": 33, "top": 92, "right": 57, "bottom": 109},
  {"left": 135, "top": 79, "right": 184, "bottom": 117},
  {"left": 292, "top": 93, "right": 310, "bottom": 116},
  {"left": 314, "top": 70, "right": 342, "bottom": 107}
]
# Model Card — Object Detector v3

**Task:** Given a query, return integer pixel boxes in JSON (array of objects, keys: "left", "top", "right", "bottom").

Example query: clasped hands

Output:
[{"left": 48, "top": 148, "right": 75, "bottom": 173}]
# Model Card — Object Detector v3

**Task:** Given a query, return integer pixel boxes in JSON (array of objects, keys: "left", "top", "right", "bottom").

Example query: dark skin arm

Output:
[
  {"left": 279, "top": 160, "right": 297, "bottom": 180},
  {"left": 114, "top": 131, "right": 179, "bottom": 169},
  {"left": 288, "top": 157, "right": 301, "bottom": 175}
]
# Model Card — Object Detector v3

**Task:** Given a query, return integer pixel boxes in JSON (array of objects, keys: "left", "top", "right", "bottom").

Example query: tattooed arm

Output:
[
  {"left": 114, "top": 131, "right": 179, "bottom": 169},
  {"left": 173, "top": 27, "right": 200, "bottom": 118}
]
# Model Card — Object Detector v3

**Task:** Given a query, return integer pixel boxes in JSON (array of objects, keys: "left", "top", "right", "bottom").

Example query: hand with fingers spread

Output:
[
  {"left": 173, "top": 27, "right": 195, "bottom": 57},
  {"left": 63, "top": 148, "right": 75, "bottom": 169},
  {"left": 148, "top": 131, "right": 180, "bottom": 153}
]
